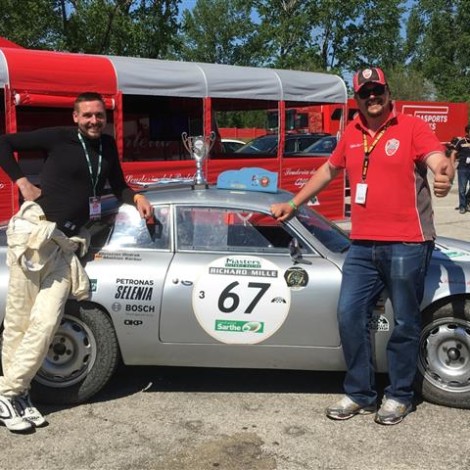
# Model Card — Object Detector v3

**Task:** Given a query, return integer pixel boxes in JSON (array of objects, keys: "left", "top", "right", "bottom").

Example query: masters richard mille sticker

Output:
[{"left": 192, "top": 256, "right": 291, "bottom": 344}]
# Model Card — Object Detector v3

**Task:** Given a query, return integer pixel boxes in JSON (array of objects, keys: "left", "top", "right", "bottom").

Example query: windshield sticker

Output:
[{"left": 192, "top": 256, "right": 291, "bottom": 344}]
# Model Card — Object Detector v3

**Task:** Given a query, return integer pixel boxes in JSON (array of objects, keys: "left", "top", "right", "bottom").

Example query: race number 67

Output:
[{"left": 199, "top": 281, "right": 270, "bottom": 314}]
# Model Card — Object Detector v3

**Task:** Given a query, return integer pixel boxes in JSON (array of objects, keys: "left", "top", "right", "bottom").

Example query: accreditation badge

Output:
[
  {"left": 89, "top": 196, "right": 102, "bottom": 220},
  {"left": 355, "top": 183, "right": 368, "bottom": 204}
]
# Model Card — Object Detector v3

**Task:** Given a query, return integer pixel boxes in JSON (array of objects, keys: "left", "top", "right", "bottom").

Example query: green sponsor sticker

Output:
[{"left": 215, "top": 320, "right": 264, "bottom": 333}]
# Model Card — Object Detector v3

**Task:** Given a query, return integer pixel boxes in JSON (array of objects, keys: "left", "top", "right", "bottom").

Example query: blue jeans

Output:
[
  {"left": 457, "top": 167, "right": 470, "bottom": 210},
  {"left": 337, "top": 240, "right": 434, "bottom": 406}
]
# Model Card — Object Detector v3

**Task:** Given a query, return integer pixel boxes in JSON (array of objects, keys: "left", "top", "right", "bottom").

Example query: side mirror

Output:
[{"left": 288, "top": 238, "right": 312, "bottom": 265}]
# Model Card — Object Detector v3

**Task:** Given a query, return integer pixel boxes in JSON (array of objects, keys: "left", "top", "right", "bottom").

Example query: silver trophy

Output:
[{"left": 182, "top": 131, "right": 216, "bottom": 188}]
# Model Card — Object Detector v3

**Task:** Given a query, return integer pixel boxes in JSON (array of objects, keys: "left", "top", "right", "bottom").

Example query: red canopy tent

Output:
[{"left": 0, "top": 37, "right": 23, "bottom": 49}]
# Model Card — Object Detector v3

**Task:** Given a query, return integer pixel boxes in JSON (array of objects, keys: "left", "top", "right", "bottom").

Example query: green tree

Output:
[
  {"left": 0, "top": 0, "right": 181, "bottom": 58},
  {"left": 252, "top": 0, "right": 318, "bottom": 70},
  {"left": 177, "top": 0, "right": 259, "bottom": 65},
  {"left": 0, "top": 0, "right": 63, "bottom": 49},
  {"left": 386, "top": 66, "right": 436, "bottom": 100},
  {"left": 252, "top": 0, "right": 405, "bottom": 75},
  {"left": 62, "top": 0, "right": 181, "bottom": 57},
  {"left": 405, "top": 0, "right": 470, "bottom": 102}
]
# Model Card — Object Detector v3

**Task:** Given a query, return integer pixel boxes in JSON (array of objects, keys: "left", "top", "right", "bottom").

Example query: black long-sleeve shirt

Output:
[{"left": 0, "top": 127, "right": 135, "bottom": 234}]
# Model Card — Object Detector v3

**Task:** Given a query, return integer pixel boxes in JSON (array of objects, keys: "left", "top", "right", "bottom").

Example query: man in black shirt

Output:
[
  {"left": 0, "top": 92, "right": 152, "bottom": 432},
  {"left": 450, "top": 125, "right": 470, "bottom": 214}
]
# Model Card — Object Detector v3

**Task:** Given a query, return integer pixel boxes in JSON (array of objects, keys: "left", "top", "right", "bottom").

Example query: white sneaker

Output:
[
  {"left": 326, "top": 395, "right": 376, "bottom": 420},
  {"left": 0, "top": 395, "right": 33, "bottom": 433},
  {"left": 375, "top": 397, "right": 412, "bottom": 425},
  {"left": 15, "top": 392, "right": 47, "bottom": 427}
]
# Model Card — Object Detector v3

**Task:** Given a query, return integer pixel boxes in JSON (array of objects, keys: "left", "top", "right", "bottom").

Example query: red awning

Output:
[
  {"left": 0, "top": 37, "right": 23, "bottom": 49},
  {"left": 1, "top": 48, "right": 117, "bottom": 96}
]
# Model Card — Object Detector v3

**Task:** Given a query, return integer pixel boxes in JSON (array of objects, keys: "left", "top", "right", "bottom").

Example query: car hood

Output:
[{"left": 434, "top": 236, "right": 470, "bottom": 261}]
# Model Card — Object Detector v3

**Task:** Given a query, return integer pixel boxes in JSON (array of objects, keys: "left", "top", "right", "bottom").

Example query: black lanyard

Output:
[{"left": 361, "top": 122, "right": 391, "bottom": 182}]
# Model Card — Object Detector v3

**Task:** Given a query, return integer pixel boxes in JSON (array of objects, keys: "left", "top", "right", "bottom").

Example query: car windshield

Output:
[
  {"left": 302, "top": 136, "right": 337, "bottom": 154},
  {"left": 236, "top": 136, "right": 277, "bottom": 154},
  {"left": 295, "top": 204, "right": 350, "bottom": 253}
]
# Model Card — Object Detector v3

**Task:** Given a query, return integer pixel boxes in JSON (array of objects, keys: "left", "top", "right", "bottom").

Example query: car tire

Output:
[
  {"left": 31, "top": 303, "right": 120, "bottom": 405},
  {"left": 416, "top": 297, "right": 470, "bottom": 409}
]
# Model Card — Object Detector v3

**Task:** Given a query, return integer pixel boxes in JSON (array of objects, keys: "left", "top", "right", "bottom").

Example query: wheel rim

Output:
[
  {"left": 419, "top": 317, "right": 470, "bottom": 393},
  {"left": 34, "top": 314, "right": 97, "bottom": 388}
]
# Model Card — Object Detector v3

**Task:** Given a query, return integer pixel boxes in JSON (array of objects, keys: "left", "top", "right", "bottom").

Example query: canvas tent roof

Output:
[
  {"left": 0, "top": 46, "right": 347, "bottom": 105},
  {"left": 106, "top": 56, "right": 347, "bottom": 104}
]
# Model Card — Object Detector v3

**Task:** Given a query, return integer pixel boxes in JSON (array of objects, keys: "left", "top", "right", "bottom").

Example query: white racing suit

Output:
[{"left": 0, "top": 202, "right": 90, "bottom": 397}]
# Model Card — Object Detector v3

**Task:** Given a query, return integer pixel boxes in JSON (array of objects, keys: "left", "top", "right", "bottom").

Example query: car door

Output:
[{"left": 159, "top": 205, "right": 343, "bottom": 348}]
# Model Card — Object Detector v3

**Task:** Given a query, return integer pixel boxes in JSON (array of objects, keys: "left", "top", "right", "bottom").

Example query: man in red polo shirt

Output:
[{"left": 271, "top": 67, "right": 453, "bottom": 425}]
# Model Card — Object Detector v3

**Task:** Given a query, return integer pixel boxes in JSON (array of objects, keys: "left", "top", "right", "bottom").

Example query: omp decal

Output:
[{"left": 192, "top": 256, "right": 291, "bottom": 344}]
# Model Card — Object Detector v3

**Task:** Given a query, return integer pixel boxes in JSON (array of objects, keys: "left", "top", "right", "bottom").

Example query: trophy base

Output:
[{"left": 192, "top": 182, "right": 209, "bottom": 190}]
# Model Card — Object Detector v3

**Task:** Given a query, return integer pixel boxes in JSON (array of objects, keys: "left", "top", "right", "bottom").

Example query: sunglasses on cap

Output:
[{"left": 357, "top": 84, "right": 386, "bottom": 99}]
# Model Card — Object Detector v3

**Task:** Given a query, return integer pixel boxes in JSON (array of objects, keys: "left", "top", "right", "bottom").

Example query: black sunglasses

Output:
[{"left": 357, "top": 84, "right": 386, "bottom": 99}]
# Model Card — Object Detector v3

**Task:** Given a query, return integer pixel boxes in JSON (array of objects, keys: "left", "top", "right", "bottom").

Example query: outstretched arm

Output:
[{"left": 270, "top": 162, "right": 340, "bottom": 221}]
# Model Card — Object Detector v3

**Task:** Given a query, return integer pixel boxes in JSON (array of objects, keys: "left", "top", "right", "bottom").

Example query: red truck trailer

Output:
[{"left": 270, "top": 99, "right": 468, "bottom": 143}]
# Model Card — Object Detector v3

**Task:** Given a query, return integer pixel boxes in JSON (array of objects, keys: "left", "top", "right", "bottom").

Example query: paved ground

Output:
[{"left": 1, "top": 181, "right": 470, "bottom": 470}]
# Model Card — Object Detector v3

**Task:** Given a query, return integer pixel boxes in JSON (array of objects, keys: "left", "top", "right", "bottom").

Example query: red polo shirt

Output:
[{"left": 329, "top": 108, "right": 444, "bottom": 242}]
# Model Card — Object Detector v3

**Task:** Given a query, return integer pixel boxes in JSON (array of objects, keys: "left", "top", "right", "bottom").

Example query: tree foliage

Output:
[
  {"left": 0, "top": 0, "right": 469, "bottom": 104},
  {"left": 405, "top": 0, "right": 470, "bottom": 102},
  {"left": 0, "top": 0, "right": 181, "bottom": 58},
  {"left": 0, "top": 0, "right": 63, "bottom": 49},
  {"left": 177, "top": 0, "right": 259, "bottom": 65}
]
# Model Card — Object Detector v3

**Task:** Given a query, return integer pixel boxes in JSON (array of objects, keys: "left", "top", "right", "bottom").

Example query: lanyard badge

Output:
[
  {"left": 78, "top": 132, "right": 103, "bottom": 220},
  {"left": 355, "top": 123, "right": 390, "bottom": 205}
]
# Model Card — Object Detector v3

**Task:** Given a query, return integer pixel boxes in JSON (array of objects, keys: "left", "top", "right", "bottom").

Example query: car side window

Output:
[
  {"left": 106, "top": 204, "right": 170, "bottom": 249},
  {"left": 176, "top": 207, "right": 294, "bottom": 253},
  {"left": 284, "top": 139, "right": 296, "bottom": 153}
]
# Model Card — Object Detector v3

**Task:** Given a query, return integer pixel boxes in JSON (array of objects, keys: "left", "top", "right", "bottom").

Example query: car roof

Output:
[{"left": 137, "top": 183, "right": 291, "bottom": 211}]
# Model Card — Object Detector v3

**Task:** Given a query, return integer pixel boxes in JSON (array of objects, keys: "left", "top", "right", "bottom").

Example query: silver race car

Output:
[{"left": 1, "top": 169, "right": 470, "bottom": 409}]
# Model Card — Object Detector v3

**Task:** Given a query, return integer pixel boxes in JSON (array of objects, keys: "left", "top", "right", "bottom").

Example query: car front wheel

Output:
[
  {"left": 31, "top": 303, "right": 120, "bottom": 405},
  {"left": 417, "top": 298, "right": 470, "bottom": 409}
]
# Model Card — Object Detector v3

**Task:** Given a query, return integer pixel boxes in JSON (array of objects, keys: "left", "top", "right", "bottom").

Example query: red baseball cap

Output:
[{"left": 353, "top": 67, "right": 387, "bottom": 93}]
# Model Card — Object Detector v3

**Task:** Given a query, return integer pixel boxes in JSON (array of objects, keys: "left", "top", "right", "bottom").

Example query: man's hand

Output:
[
  {"left": 134, "top": 194, "right": 154, "bottom": 220},
  {"left": 16, "top": 177, "right": 41, "bottom": 201},
  {"left": 433, "top": 160, "right": 454, "bottom": 198},
  {"left": 270, "top": 202, "right": 296, "bottom": 222},
  {"left": 434, "top": 172, "right": 453, "bottom": 197}
]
